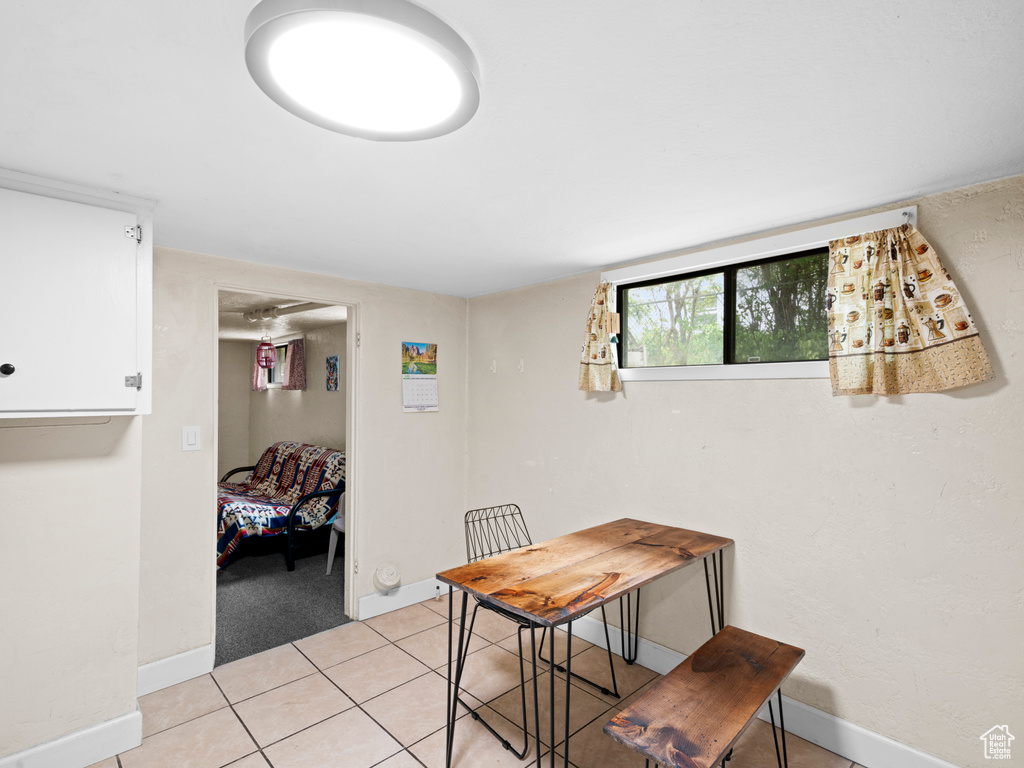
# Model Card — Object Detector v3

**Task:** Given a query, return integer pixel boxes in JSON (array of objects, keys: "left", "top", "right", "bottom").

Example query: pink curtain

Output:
[
  {"left": 283, "top": 338, "right": 307, "bottom": 390},
  {"left": 251, "top": 356, "right": 267, "bottom": 392}
]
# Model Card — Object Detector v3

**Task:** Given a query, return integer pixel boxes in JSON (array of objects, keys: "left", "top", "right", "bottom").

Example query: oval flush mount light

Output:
[{"left": 245, "top": 0, "right": 480, "bottom": 141}]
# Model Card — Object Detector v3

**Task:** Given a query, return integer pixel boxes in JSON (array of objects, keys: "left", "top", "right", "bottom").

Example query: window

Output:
[
  {"left": 266, "top": 344, "right": 288, "bottom": 387},
  {"left": 603, "top": 206, "right": 915, "bottom": 381},
  {"left": 619, "top": 248, "right": 828, "bottom": 370},
  {"left": 620, "top": 271, "right": 725, "bottom": 368}
]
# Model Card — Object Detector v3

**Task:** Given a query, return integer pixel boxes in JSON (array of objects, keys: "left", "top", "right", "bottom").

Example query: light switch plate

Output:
[{"left": 182, "top": 425, "right": 200, "bottom": 451}]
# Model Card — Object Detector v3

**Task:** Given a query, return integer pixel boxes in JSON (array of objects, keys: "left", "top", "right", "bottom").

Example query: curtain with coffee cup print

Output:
[
  {"left": 579, "top": 282, "right": 622, "bottom": 392},
  {"left": 827, "top": 223, "right": 993, "bottom": 396}
]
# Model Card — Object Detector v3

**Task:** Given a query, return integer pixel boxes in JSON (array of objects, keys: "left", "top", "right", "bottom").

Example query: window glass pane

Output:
[
  {"left": 624, "top": 273, "right": 724, "bottom": 367},
  {"left": 732, "top": 250, "right": 828, "bottom": 363},
  {"left": 269, "top": 344, "right": 288, "bottom": 383}
]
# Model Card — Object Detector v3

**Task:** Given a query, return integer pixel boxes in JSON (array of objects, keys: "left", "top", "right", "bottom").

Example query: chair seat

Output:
[
  {"left": 475, "top": 596, "right": 534, "bottom": 627},
  {"left": 476, "top": 595, "right": 596, "bottom": 628}
]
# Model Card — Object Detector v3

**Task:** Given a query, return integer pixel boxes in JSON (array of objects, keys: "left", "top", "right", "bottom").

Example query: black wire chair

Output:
[{"left": 456, "top": 504, "right": 620, "bottom": 758}]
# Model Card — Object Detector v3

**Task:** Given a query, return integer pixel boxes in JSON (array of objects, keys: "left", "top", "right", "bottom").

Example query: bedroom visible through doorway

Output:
[{"left": 215, "top": 289, "right": 353, "bottom": 666}]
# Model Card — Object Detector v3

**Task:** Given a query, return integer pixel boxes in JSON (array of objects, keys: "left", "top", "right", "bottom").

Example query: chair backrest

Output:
[{"left": 465, "top": 504, "right": 532, "bottom": 563}]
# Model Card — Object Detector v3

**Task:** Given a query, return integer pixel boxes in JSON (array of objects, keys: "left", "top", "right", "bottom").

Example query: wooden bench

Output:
[{"left": 603, "top": 625, "right": 805, "bottom": 768}]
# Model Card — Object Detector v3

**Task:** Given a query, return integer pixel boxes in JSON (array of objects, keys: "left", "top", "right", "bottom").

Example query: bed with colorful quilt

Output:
[{"left": 217, "top": 441, "right": 346, "bottom": 571}]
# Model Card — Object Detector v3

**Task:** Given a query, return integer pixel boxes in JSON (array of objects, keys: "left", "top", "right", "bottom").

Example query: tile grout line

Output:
[
  {"left": 139, "top": 620, "right": 439, "bottom": 766},
  {"left": 122, "top": 598, "right": 852, "bottom": 768},
  {"left": 208, "top": 670, "right": 268, "bottom": 768},
  {"left": 414, "top": 599, "right": 618, "bottom": 760},
  {"left": 290, "top": 635, "right": 424, "bottom": 767},
  {"left": 325, "top": 615, "right": 552, "bottom": 765},
  {"left": 123, "top": 606, "right": 632, "bottom": 767}
]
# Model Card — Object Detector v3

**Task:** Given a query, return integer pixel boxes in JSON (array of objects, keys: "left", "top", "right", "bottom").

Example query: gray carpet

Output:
[{"left": 215, "top": 530, "right": 351, "bottom": 667}]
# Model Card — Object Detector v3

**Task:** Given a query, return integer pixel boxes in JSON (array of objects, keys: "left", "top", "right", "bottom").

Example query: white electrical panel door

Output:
[{"left": 0, "top": 187, "right": 140, "bottom": 413}]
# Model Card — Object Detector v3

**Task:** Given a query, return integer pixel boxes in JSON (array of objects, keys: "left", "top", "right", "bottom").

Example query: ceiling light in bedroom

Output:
[{"left": 244, "top": 0, "right": 480, "bottom": 141}]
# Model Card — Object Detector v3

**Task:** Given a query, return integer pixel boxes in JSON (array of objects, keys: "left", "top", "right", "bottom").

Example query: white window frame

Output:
[
  {"left": 602, "top": 206, "right": 917, "bottom": 382},
  {"left": 261, "top": 333, "right": 304, "bottom": 389}
]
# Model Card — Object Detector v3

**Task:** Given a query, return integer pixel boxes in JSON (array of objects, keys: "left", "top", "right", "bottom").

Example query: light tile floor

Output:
[{"left": 92, "top": 595, "right": 865, "bottom": 768}]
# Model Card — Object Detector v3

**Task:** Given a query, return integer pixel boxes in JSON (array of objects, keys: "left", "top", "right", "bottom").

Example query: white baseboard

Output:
[
  {"left": 569, "top": 614, "right": 965, "bottom": 768},
  {"left": 358, "top": 577, "right": 447, "bottom": 620},
  {"left": 566, "top": 612, "right": 683, "bottom": 675},
  {"left": 137, "top": 643, "right": 215, "bottom": 697},
  {"left": 0, "top": 708, "right": 141, "bottom": 768},
  {"left": 756, "top": 695, "right": 965, "bottom": 768}
]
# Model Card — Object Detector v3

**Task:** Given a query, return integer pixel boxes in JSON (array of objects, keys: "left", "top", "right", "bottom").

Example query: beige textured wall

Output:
[
  {"left": 0, "top": 417, "right": 141, "bottom": 756},
  {"left": 247, "top": 323, "right": 348, "bottom": 460},
  {"left": 465, "top": 176, "right": 1024, "bottom": 768},
  {"left": 139, "top": 247, "right": 468, "bottom": 666},
  {"left": 5, "top": 177, "right": 1019, "bottom": 765},
  {"left": 217, "top": 340, "right": 251, "bottom": 479}
]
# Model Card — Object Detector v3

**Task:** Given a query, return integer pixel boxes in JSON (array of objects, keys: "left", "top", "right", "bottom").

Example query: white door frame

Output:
[{"left": 213, "top": 286, "right": 361, "bottom": 621}]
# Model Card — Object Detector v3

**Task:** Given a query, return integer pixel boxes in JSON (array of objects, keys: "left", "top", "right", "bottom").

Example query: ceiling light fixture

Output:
[{"left": 244, "top": 0, "right": 480, "bottom": 141}]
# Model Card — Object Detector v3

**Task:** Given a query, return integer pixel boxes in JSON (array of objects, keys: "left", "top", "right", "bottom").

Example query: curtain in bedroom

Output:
[
  {"left": 827, "top": 222, "right": 994, "bottom": 396},
  {"left": 251, "top": 356, "right": 267, "bottom": 392},
  {"left": 283, "top": 338, "right": 307, "bottom": 391}
]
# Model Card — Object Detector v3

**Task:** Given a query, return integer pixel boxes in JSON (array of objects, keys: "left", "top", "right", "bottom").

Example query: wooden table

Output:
[{"left": 436, "top": 518, "right": 734, "bottom": 768}]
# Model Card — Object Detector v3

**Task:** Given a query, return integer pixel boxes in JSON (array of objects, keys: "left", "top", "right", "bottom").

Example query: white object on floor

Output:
[
  {"left": 325, "top": 493, "right": 346, "bottom": 575},
  {"left": 373, "top": 562, "right": 401, "bottom": 593}
]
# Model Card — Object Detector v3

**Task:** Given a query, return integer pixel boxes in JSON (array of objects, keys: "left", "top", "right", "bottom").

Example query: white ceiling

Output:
[
  {"left": 218, "top": 290, "right": 348, "bottom": 341},
  {"left": 2, "top": 1, "right": 1022, "bottom": 298}
]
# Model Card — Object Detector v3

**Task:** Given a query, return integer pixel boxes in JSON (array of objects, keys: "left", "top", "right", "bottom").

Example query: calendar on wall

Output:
[{"left": 401, "top": 342, "right": 438, "bottom": 412}]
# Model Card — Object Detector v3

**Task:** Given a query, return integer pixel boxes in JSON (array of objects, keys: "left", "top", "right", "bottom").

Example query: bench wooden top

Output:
[
  {"left": 603, "top": 625, "right": 805, "bottom": 768},
  {"left": 436, "top": 518, "right": 732, "bottom": 627}
]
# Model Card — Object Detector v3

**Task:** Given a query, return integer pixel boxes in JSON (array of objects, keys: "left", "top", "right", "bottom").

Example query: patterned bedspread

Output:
[{"left": 217, "top": 441, "right": 346, "bottom": 569}]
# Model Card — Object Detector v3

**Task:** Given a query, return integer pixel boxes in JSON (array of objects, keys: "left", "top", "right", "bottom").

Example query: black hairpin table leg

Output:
[
  {"left": 703, "top": 549, "right": 726, "bottom": 636},
  {"left": 619, "top": 589, "right": 641, "bottom": 665},
  {"left": 768, "top": 688, "right": 791, "bottom": 768},
  {"left": 445, "top": 588, "right": 469, "bottom": 768},
  {"left": 538, "top": 606, "right": 620, "bottom": 697}
]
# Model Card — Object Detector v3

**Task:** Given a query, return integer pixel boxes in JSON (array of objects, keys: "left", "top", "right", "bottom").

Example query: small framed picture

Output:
[{"left": 326, "top": 355, "right": 339, "bottom": 391}]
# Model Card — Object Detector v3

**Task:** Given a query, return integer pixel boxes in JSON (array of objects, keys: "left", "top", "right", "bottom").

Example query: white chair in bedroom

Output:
[{"left": 325, "top": 492, "right": 346, "bottom": 575}]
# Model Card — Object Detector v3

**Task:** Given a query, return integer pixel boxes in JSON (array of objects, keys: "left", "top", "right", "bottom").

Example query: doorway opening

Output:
[{"left": 214, "top": 288, "right": 355, "bottom": 666}]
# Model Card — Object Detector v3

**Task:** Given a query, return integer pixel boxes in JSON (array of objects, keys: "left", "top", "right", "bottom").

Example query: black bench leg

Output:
[{"left": 768, "top": 689, "right": 790, "bottom": 768}]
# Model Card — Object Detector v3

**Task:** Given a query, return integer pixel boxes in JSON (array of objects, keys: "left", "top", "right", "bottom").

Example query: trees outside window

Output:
[{"left": 619, "top": 248, "right": 828, "bottom": 368}]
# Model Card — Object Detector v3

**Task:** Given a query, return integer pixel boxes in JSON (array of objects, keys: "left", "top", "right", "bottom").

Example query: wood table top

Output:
[{"left": 436, "top": 518, "right": 733, "bottom": 627}]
